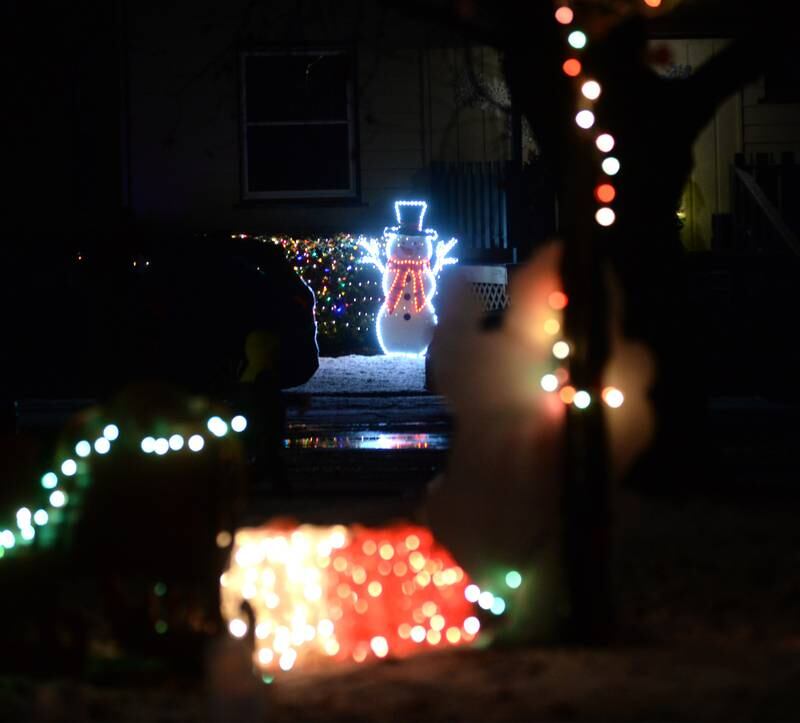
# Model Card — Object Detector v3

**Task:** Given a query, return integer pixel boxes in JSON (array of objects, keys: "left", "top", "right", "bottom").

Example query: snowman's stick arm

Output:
[
  {"left": 433, "top": 237, "right": 458, "bottom": 275},
  {"left": 357, "top": 236, "right": 386, "bottom": 275}
]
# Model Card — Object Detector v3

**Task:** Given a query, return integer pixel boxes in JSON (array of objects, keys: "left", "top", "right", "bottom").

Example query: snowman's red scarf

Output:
[{"left": 385, "top": 258, "right": 430, "bottom": 314}]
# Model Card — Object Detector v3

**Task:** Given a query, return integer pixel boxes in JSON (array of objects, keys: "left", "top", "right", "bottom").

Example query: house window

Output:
[{"left": 240, "top": 50, "right": 358, "bottom": 200}]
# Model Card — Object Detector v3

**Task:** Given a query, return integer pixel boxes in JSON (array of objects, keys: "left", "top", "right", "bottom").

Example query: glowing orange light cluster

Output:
[
  {"left": 221, "top": 523, "right": 479, "bottom": 675},
  {"left": 644, "top": 0, "right": 662, "bottom": 7}
]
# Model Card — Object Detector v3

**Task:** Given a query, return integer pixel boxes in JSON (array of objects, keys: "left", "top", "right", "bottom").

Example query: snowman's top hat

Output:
[{"left": 394, "top": 200, "right": 427, "bottom": 234}]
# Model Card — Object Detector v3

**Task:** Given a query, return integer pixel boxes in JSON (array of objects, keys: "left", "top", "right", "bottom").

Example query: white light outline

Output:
[{"left": 361, "top": 200, "right": 458, "bottom": 356}]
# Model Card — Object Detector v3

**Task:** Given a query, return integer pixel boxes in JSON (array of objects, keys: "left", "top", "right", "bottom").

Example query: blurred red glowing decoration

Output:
[
  {"left": 548, "top": 291, "right": 569, "bottom": 310},
  {"left": 221, "top": 523, "right": 479, "bottom": 675},
  {"left": 595, "top": 184, "right": 616, "bottom": 203},
  {"left": 562, "top": 58, "right": 582, "bottom": 77},
  {"left": 644, "top": 0, "right": 662, "bottom": 6}
]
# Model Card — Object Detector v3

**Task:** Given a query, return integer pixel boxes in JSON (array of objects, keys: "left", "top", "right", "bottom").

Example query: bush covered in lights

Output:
[{"left": 250, "top": 234, "right": 382, "bottom": 355}]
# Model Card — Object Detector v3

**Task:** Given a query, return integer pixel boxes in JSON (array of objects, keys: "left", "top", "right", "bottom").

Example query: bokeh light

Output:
[
  {"left": 540, "top": 374, "right": 559, "bottom": 392},
  {"left": 602, "top": 157, "right": 621, "bottom": 175},
  {"left": 595, "top": 207, "right": 616, "bottom": 227},
  {"left": 548, "top": 291, "right": 568, "bottom": 310},
  {"left": 61, "top": 459, "right": 77, "bottom": 476},
  {"left": 596, "top": 133, "right": 615, "bottom": 152},
  {"left": 602, "top": 386, "right": 625, "bottom": 408},
  {"left": 573, "top": 391, "right": 592, "bottom": 409},
  {"left": 595, "top": 184, "right": 616, "bottom": 203},
  {"left": 581, "top": 80, "right": 601, "bottom": 100},
  {"left": 555, "top": 6, "right": 574, "bottom": 24},
  {"left": 560, "top": 386, "right": 577, "bottom": 404},
  {"left": 553, "top": 341, "right": 571, "bottom": 360},
  {"left": 568, "top": 30, "right": 587, "bottom": 49},
  {"left": 563, "top": 59, "right": 582, "bottom": 77},
  {"left": 75, "top": 441, "right": 91, "bottom": 458},
  {"left": 188, "top": 434, "right": 205, "bottom": 452},
  {"left": 575, "top": 110, "right": 595, "bottom": 129}
]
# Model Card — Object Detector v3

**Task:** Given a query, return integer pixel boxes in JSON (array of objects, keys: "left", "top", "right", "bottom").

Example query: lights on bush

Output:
[
  {"left": 103, "top": 424, "right": 120, "bottom": 441},
  {"left": 505, "top": 570, "right": 522, "bottom": 589},
  {"left": 49, "top": 490, "right": 67, "bottom": 508},
  {"left": 41, "top": 472, "right": 58, "bottom": 490},
  {"left": 75, "top": 441, "right": 91, "bottom": 458},
  {"left": 188, "top": 434, "right": 205, "bottom": 452},
  {"left": 94, "top": 437, "right": 111, "bottom": 454},
  {"left": 33, "top": 509, "right": 49, "bottom": 526}
]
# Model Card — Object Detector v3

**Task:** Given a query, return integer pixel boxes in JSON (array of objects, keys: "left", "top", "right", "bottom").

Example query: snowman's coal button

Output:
[
  {"left": 404, "top": 293, "right": 411, "bottom": 300},
  {"left": 403, "top": 313, "right": 411, "bottom": 321}
]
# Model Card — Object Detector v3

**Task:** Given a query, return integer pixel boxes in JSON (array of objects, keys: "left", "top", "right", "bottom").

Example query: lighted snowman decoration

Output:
[{"left": 359, "top": 201, "right": 458, "bottom": 355}]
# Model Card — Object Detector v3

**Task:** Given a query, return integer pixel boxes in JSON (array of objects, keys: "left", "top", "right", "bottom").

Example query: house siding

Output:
[{"left": 127, "top": 0, "right": 510, "bottom": 238}]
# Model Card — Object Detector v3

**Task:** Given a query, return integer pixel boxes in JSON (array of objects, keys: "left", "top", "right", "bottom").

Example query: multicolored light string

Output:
[{"left": 0, "top": 415, "right": 248, "bottom": 561}]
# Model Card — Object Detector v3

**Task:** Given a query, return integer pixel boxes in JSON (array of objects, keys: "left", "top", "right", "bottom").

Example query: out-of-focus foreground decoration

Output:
[
  {"left": 423, "top": 241, "right": 655, "bottom": 641},
  {"left": 0, "top": 414, "right": 248, "bottom": 561},
  {"left": 220, "top": 522, "right": 521, "bottom": 678},
  {"left": 359, "top": 201, "right": 458, "bottom": 356},
  {"left": 242, "top": 233, "right": 382, "bottom": 352}
]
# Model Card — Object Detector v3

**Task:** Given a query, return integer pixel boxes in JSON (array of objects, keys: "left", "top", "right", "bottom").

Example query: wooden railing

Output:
[
  {"left": 731, "top": 154, "right": 800, "bottom": 257},
  {"left": 429, "top": 161, "right": 515, "bottom": 261}
]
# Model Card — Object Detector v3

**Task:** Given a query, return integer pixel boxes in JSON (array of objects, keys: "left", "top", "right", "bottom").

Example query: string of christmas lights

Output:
[
  {"left": 249, "top": 234, "right": 382, "bottom": 352},
  {"left": 533, "top": 0, "right": 668, "bottom": 411},
  {"left": 0, "top": 414, "right": 248, "bottom": 562}
]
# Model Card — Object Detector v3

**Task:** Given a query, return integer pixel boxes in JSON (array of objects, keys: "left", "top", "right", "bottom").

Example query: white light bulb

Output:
[
  {"left": 50, "top": 490, "right": 68, "bottom": 508},
  {"left": 575, "top": 110, "right": 595, "bottom": 129},
  {"left": 595, "top": 207, "right": 616, "bottom": 227},
  {"left": 231, "top": 415, "right": 248, "bottom": 433},
  {"left": 154, "top": 438, "right": 169, "bottom": 456},
  {"left": 61, "top": 459, "right": 77, "bottom": 476},
  {"left": 33, "top": 509, "right": 49, "bottom": 526},
  {"left": 568, "top": 30, "right": 587, "bottom": 49},
  {"left": 207, "top": 416, "right": 228, "bottom": 438},
  {"left": 602, "top": 157, "right": 621, "bottom": 175},
  {"left": 103, "top": 424, "right": 120, "bottom": 441},
  {"left": 596, "top": 133, "right": 615, "bottom": 152},
  {"left": 16, "top": 508, "right": 32, "bottom": 528},
  {"left": 581, "top": 80, "right": 601, "bottom": 100},
  {"left": 141, "top": 436, "right": 156, "bottom": 454},
  {"left": 540, "top": 374, "right": 559, "bottom": 392},
  {"left": 464, "top": 584, "right": 480, "bottom": 603},
  {"left": 574, "top": 391, "right": 592, "bottom": 409},
  {"left": 553, "top": 341, "right": 571, "bottom": 360},
  {"left": 188, "top": 434, "right": 205, "bottom": 452},
  {"left": 94, "top": 437, "right": 111, "bottom": 454},
  {"left": 168, "top": 434, "right": 184, "bottom": 451},
  {"left": 75, "top": 440, "right": 91, "bottom": 457}
]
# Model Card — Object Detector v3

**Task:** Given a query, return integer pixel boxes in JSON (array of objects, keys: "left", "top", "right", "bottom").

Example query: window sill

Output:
[{"left": 235, "top": 197, "right": 368, "bottom": 209}]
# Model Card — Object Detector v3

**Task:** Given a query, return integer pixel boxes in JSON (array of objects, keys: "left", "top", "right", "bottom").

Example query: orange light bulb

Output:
[
  {"left": 595, "top": 184, "right": 616, "bottom": 203},
  {"left": 562, "top": 59, "right": 581, "bottom": 77},
  {"left": 555, "top": 6, "right": 574, "bottom": 24}
]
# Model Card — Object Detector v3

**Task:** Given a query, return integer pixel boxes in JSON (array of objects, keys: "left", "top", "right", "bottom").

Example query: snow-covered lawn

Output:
[{"left": 286, "top": 354, "right": 426, "bottom": 394}]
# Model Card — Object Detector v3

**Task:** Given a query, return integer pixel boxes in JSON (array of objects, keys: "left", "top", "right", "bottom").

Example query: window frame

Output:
[{"left": 239, "top": 48, "right": 359, "bottom": 201}]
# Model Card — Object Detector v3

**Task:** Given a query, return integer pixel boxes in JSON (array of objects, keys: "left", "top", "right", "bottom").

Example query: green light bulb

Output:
[{"left": 505, "top": 570, "right": 522, "bottom": 589}]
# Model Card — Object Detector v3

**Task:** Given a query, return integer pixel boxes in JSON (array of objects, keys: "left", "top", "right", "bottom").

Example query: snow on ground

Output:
[{"left": 287, "top": 354, "right": 426, "bottom": 394}]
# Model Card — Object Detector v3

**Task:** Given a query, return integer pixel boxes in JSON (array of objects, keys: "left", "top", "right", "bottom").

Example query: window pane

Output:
[
  {"left": 246, "top": 124, "right": 351, "bottom": 192},
  {"left": 245, "top": 53, "right": 350, "bottom": 123}
]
